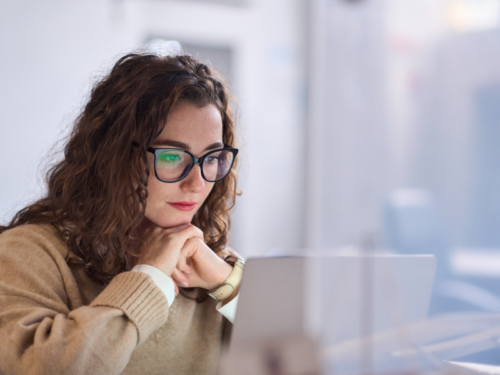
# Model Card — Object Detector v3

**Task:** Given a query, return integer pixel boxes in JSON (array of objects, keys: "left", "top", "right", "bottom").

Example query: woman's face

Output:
[{"left": 144, "top": 102, "right": 223, "bottom": 228}]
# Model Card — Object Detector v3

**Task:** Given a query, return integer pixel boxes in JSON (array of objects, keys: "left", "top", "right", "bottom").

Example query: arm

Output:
[
  {"left": 0, "top": 227, "right": 169, "bottom": 375},
  {"left": 212, "top": 248, "right": 243, "bottom": 324},
  {"left": 133, "top": 263, "right": 240, "bottom": 323}
]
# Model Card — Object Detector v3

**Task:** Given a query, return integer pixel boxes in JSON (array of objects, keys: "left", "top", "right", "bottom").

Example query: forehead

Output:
[{"left": 155, "top": 102, "right": 223, "bottom": 148}]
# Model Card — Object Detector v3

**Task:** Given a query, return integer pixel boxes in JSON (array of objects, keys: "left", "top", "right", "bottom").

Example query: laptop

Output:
[{"left": 226, "top": 255, "right": 436, "bottom": 373}]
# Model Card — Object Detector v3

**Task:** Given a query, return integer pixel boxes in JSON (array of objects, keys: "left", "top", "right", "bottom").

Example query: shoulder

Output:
[
  {"left": 0, "top": 224, "right": 78, "bottom": 314},
  {"left": 0, "top": 223, "right": 70, "bottom": 262}
]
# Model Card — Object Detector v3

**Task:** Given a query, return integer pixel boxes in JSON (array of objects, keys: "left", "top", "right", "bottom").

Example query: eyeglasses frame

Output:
[{"left": 132, "top": 141, "right": 238, "bottom": 183}]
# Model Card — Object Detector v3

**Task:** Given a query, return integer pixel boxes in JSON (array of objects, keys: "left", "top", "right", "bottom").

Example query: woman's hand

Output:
[
  {"left": 135, "top": 224, "right": 203, "bottom": 294},
  {"left": 135, "top": 223, "right": 232, "bottom": 292},
  {"left": 176, "top": 238, "right": 233, "bottom": 291}
]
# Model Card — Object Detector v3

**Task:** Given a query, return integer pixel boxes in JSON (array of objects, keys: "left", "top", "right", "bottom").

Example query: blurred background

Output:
[{"left": 2, "top": 0, "right": 500, "bottom": 342}]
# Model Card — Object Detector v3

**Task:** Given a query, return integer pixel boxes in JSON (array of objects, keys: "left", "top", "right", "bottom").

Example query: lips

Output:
[{"left": 167, "top": 201, "right": 197, "bottom": 211}]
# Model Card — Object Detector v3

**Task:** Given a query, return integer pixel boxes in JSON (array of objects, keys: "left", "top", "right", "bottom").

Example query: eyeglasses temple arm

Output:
[{"left": 131, "top": 141, "right": 156, "bottom": 154}]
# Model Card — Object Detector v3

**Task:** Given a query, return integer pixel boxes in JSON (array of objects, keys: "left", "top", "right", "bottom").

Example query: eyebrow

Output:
[{"left": 151, "top": 139, "right": 224, "bottom": 152}]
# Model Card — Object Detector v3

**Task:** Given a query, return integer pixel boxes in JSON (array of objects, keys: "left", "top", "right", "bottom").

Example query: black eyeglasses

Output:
[{"left": 132, "top": 141, "right": 238, "bottom": 183}]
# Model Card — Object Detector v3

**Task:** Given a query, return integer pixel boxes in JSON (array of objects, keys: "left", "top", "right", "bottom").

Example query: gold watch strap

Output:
[{"left": 208, "top": 259, "right": 244, "bottom": 301}]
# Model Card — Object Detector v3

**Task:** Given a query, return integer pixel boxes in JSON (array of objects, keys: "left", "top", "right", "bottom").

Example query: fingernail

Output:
[
  {"left": 182, "top": 281, "right": 189, "bottom": 287},
  {"left": 183, "top": 270, "right": 190, "bottom": 274}
]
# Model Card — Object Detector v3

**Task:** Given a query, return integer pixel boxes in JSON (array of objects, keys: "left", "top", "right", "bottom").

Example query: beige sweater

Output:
[{"left": 0, "top": 224, "right": 230, "bottom": 375}]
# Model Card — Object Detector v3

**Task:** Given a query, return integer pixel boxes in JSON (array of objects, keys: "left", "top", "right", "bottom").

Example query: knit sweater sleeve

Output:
[{"left": 0, "top": 225, "right": 170, "bottom": 375}]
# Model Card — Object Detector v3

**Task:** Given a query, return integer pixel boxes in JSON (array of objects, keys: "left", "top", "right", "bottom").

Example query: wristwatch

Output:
[{"left": 208, "top": 256, "right": 245, "bottom": 302}]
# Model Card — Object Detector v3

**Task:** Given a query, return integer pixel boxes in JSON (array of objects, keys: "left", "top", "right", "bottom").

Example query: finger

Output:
[
  {"left": 179, "top": 237, "right": 203, "bottom": 261},
  {"left": 177, "top": 239, "right": 199, "bottom": 272},
  {"left": 162, "top": 225, "right": 205, "bottom": 254},
  {"left": 176, "top": 253, "right": 192, "bottom": 273},
  {"left": 176, "top": 224, "right": 204, "bottom": 242},
  {"left": 171, "top": 268, "right": 189, "bottom": 287},
  {"left": 145, "top": 224, "right": 189, "bottom": 242},
  {"left": 174, "top": 282, "right": 179, "bottom": 296}
]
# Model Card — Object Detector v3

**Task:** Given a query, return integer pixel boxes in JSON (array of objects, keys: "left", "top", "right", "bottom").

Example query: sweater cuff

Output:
[
  {"left": 90, "top": 271, "right": 169, "bottom": 345},
  {"left": 131, "top": 264, "right": 176, "bottom": 306}
]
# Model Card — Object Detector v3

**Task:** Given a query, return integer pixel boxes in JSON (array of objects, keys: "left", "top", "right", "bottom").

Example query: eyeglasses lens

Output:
[
  {"left": 156, "top": 149, "right": 234, "bottom": 182},
  {"left": 203, "top": 150, "right": 234, "bottom": 182},
  {"left": 156, "top": 150, "right": 192, "bottom": 181}
]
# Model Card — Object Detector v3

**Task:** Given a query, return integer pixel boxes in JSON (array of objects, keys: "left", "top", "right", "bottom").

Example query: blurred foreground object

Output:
[
  {"left": 444, "top": 361, "right": 500, "bottom": 374},
  {"left": 324, "top": 312, "right": 500, "bottom": 374},
  {"left": 218, "top": 336, "right": 323, "bottom": 375},
  {"left": 384, "top": 188, "right": 500, "bottom": 318},
  {"left": 384, "top": 189, "right": 449, "bottom": 270}
]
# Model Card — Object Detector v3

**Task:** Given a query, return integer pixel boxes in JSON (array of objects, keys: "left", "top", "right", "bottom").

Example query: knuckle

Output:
[
  {"left": 186, "top": 237, "right": 198, "bottom": 245},
  {"left": 165, "top": 232, "right": 177, "bottom": 241}
]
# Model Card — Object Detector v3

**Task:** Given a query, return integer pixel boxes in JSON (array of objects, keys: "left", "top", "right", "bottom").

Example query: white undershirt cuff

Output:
[
  {"left": 131, "top": 264, "right": 176, "bottom": 307},
  {"left": 216, "top": 295, "right": 239, "bottom": 324}
]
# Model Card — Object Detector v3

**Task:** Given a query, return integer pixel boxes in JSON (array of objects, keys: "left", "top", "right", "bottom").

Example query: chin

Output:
[{"left": 153, "top": 214, "right": 194, "bottom": 229}]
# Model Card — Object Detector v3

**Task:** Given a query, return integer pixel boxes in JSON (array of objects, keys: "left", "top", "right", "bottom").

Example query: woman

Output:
[{"left": 0, "top": 53, "right": 242, "bottom": 374}]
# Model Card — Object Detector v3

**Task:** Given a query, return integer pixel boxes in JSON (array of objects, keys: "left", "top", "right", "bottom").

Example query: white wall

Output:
[
  {"left": 0, "top": 0, "right": 139, "bottom": 219},
  {"left": 0, "top": 0, "right": 307, "bottom": 257}
]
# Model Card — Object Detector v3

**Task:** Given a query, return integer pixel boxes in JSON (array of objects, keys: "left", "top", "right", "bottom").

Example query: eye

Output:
[
  {"left": 205, "top": 156, "right": 219, "bottom": 165},
  {"left": 158, "top": 152, "right": 182, "bottom": 165}
]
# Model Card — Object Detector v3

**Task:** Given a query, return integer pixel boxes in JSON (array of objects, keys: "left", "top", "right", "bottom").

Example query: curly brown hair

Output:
[{"left": 0, "top": 53, "right": 239, "bottom": 285}]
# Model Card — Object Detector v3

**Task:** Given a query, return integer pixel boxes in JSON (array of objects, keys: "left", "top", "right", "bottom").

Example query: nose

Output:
[{"left": 180, "top": 163, "right": 205, "bottom": 193}]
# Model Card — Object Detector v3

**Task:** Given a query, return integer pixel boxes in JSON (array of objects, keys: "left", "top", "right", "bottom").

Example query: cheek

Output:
[
  {"left": 202, "top": 182, "right": 216, "bottom": 200},
  {"left": 146, "top": 174, "right": 174, "bottom": 205},
  {"left": 153, "top": 180, "right": 175, "bottom": 193},
  {"left": 146, "top": 168, "right": 158, "bottom": 196},
  {"left": 146, "top": 157, "right": 168, "bottom": 198}
]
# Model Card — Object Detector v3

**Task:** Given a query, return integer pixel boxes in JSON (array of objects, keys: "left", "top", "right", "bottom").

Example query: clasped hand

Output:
[{"left": 134, "top": 224, "right": 233, "bottom": 296}]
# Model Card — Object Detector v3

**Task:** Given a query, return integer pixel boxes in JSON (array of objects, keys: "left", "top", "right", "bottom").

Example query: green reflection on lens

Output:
[{"left": 158, "top": 152, "right": 182, "bottom": 167}]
